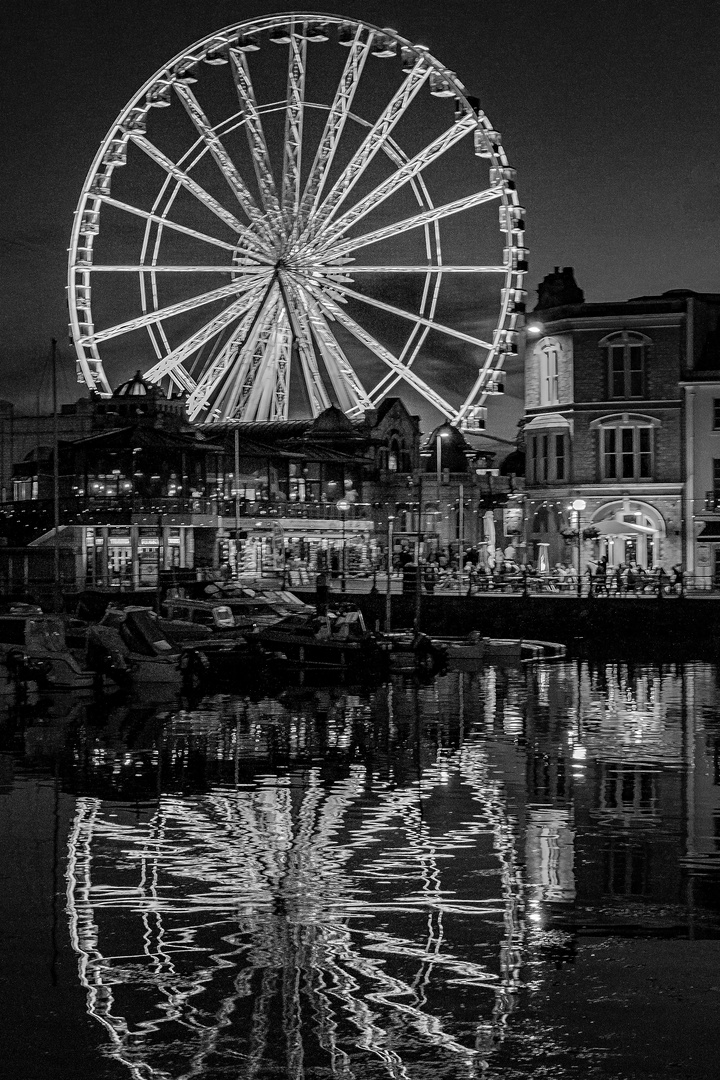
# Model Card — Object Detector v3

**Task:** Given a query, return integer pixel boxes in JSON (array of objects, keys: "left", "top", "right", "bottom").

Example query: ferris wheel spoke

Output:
[
  {"left": 301, "top": 58, "right": 431, "bottom": 242},
  {"left": 326, "top": 281, "right": 494, "bottom": 351},
  {"left": 88, "top": 275, "right": 269, "bottom": 346},
  {"left": 320, "top": 115, "right": 476, "bottom": 244},
  {"left": 311, "top": 291, "right": 455, "bottom": 420},
  {"left": 318, "top": 187, "right": 504, "bottom": 261},
  {"left": 323, "top": 264, "right": 511, "bottom": 274},
  {"left": 229, "top": 49, "right": 283, "bottom": 229},
  {"left": 297, "top": 27, "right": 373, "bottom": 229},
  {"left": 85, "top": 265, "right": 270, "bottom": 273},
  {"left": 145, "top": 280, "right": 268, "bottom": 385},
  {"left": 174, "top": 83, "right": 276, "bottom": 248},
  {"left": 280, "top": 27, "right": 307, "bottom": 232},
  {"left": 290, "top": 279, "right": 372, "bottom": 413},
  {"left": 279, "top": 277, "right": 331, "bottom": 415},
  {"left": 92, "top": 196, "right": 242, "bottom": 254},
  {"left": 131, "top": 135, "right": 270, "bottom": 254}
]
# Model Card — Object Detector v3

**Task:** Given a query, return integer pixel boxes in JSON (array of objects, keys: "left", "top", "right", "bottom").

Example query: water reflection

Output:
[{"left": 5, "top": 660, "right": 720, "bottom": 1077}]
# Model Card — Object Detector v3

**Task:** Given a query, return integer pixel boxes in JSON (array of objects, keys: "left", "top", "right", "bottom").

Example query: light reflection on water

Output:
[{"left": 7, "top": 659, "right": 720, "bottom": 1077}]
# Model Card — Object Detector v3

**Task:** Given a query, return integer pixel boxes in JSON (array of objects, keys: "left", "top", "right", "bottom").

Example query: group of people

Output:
[{"left": 584, "top": 556, "right": 683, "bottom": 596}]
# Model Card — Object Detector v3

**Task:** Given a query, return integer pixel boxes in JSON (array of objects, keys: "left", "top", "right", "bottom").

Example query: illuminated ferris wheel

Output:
[{"left": 68, "top": 13, "right": 527, "bottom": 427}]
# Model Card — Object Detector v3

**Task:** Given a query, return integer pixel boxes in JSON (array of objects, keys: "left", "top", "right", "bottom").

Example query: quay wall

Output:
[{"left": 301, "top": 591, "right": 720, "bottom": 651}]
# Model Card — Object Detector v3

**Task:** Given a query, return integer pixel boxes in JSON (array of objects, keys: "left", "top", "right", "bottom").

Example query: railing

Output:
[{"left": 0, "top": 496, "right": 376, "bottom": 523}]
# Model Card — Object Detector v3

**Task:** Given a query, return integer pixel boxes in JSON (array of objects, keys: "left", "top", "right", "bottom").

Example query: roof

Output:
[{"left": 66, "top": 424, "right": 225, "bottom": 454}]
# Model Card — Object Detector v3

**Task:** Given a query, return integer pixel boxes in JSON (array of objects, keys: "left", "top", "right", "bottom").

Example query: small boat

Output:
[
  {"left": 0, "top": 609, "right": 95, "bottom": 691},
  {"left": 384, "top": 629, "right": 447, "bottom": 672},
  {"left": 258, "top": 608, "right": 391, "bottom": 668},
  {"left": 87, "top": 606, "right": 184, "bottom": 686},
  {"left": 433, "top": 631, "right": 566, "bottom": 665},
  {"left": 160, "top": 598, "right": 258, "bottom": 642}
]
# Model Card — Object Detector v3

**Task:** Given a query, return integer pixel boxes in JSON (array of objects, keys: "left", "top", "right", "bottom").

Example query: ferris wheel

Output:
[{"left": 68, "top": 13, "right": 527, "bottom": 428}]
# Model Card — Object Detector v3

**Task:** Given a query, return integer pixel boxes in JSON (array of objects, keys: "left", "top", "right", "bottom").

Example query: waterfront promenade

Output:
[{"left": 293, "top": 572, "right": 720, "bottom": 651}]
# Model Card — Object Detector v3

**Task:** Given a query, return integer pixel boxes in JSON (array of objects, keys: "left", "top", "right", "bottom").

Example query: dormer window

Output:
[{"left": 601, "top": 332, "right": 649, "bottom": 398}]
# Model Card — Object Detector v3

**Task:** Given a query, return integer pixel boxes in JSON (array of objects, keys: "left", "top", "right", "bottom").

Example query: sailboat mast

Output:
[{"left": 52, "top": 338, "right": 61, "bottom": 611}]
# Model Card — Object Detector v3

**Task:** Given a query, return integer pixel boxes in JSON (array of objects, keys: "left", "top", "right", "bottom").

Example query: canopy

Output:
[{"left": 593, "top": 519, "right": 654, "bottom": 536}]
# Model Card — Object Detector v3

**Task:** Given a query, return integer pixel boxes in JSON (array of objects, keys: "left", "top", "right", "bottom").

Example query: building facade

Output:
[{"left": 523, "top": 270, "right": 720, "bottom": 580}]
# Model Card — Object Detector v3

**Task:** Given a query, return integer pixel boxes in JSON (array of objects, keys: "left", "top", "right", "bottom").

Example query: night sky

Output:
[{"left": 2, "top": 0, "right": 719, "bottom": 431}]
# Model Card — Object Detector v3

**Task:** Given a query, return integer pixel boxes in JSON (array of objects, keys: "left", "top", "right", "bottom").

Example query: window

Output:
[
  {"left": 713, "top": 458, "right": 720, "bottom": 498},
  {"left": 539, "top": 341, "right": 560, "bottom": 406},
  {"left": 601, "top": 425, "right": 653, "bottom": 480},
  {"left": 530, "top": 432, "right": 567, "bottom": 483},
  {"left": 714, "top": 399, "right": 720, "bottom": 430},
  {"left": 602, "top": 332, "right": 648, "bottom": 398}
]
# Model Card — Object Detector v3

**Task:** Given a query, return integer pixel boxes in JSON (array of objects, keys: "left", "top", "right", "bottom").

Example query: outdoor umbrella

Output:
[{"left": 483, "top": 511, "right": 496, "bottom": 567}]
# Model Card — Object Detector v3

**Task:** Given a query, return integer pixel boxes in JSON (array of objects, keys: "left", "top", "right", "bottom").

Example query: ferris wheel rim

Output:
[{"left": 68, "top": 12, "right": 526, "bottom": 426}]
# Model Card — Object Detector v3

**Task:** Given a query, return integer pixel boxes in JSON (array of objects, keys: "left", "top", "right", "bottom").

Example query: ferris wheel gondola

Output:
[{"left": 68, "top": 13, "right": 527, "bottom": 429}]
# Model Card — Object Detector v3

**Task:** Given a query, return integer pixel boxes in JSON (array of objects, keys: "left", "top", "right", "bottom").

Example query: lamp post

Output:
[
  {"left": 572, "top": 499, "right": 586, "bottom": 597},
  {"left": 337, "top": 499, "right": 349, "bottom": 592},
  {"left": 436, "top": 426, "right": 452, "bottom": 560},
  {"left": 386, "top": 513, "right": 394, "bottom": 631}
]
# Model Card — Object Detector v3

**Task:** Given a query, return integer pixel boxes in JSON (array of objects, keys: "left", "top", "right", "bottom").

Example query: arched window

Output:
[
  {"left": 601, "top": 332, "right": 650, "bottom": 399},
  {"left": 538, "top": 339, "right": 561, "bottom": 406},
  {"left": 591, "top": 414, "right": 659, "bottom": 481}
]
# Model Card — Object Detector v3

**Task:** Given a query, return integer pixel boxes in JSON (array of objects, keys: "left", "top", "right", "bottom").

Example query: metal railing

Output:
[{"left": 0, "top": 495, "right": 376, "bottom": 523}]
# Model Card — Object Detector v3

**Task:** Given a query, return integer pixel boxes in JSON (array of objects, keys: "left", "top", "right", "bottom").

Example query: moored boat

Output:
[
  {"left": 258, "top": 608, "right": 391, "bottom": 668},
  {"left": 433, "top": 631, "right": 566, "bottom": 665},
  {"left": 0, "top": 609, "right": 95, "bottom": 691}
]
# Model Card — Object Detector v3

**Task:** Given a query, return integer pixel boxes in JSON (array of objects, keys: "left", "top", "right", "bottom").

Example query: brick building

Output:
[{"left": 522, "top": 269, "right": 720, "bottom": 577}]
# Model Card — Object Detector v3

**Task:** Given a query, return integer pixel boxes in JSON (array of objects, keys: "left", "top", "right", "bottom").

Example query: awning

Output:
[
  {"left": 524, "top": 412, "right": 570, "bottom": 432},
  {"left": 593, "top": 519, "right": 655, "bottom": 536},
  {"left": 697, "top": 522, "right": 720, "bottom": 542}
]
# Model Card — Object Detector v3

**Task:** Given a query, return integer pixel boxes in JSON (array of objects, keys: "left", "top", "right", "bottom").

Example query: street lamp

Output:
[
  {"left": 436, "top": 426, "right": 452, "bottom": 560},
  {"left": 386, "top": 513, "right": 395, "bottom": 631},
  {"left": 571, "top": 499, "right": 586, "bottom": 596},
  {"left": 337, "top": 499, "right": 349, "bottom": 593}
]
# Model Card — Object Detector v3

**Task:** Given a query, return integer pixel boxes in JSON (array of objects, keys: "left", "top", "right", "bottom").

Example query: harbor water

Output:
[{"left": 2, "top": 659, "right": 719, "bottom": 1078}]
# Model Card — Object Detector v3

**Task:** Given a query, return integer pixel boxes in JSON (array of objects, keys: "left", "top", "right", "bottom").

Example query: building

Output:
[
  {"left": 0, "top": 378, "right": 432, "bottom": 589},
  {"left": 522, "top": 268, "right": 720, "bottom": 579}
]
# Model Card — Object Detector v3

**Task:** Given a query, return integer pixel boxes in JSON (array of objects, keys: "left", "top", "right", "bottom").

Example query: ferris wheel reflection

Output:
[{"left": 65, "top": 682, "right": 529, "bottom": 1079}]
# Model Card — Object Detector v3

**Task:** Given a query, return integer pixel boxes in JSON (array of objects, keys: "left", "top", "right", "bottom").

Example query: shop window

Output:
[
  {"left": 602, "top": 332, "right": 648, "bottom": 398},
  {"left": 13, "top": 478, "right": 36, "bottom": 501}
]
